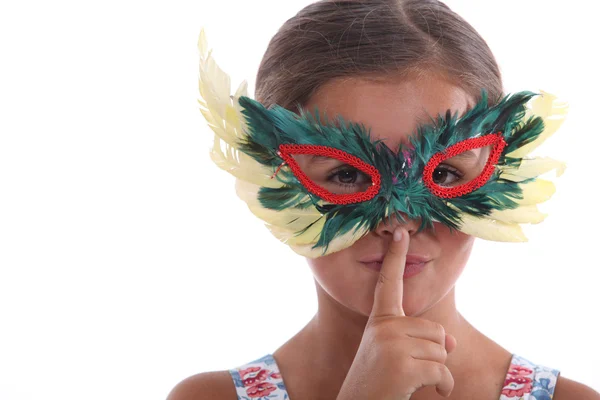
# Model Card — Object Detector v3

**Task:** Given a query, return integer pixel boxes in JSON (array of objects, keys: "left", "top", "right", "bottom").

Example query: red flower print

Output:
[
  {"left": 235, "top": 362, "right": 281, "bottom": 398},
  {"left": 246, "top": 382, "right": 278, "bottom": 398},
  {"left": 242, "top": 368, "right": 271, "bottom": 386},
  {"left": 508, "top": 364, "right": 533, "bottom": 376},
  {"left": 502, "top": 374, "right": 533, "bottom": 397},
  {"left": 239, "top": 366, "right": 261, "bottom": 379}
]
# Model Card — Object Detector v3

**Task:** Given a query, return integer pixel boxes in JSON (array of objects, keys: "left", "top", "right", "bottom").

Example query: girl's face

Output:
[{"left": 303, "top": 72, "right": 477, "bottom": 318}]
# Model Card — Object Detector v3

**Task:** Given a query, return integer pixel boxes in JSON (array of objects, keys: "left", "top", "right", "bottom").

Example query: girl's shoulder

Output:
[
  {"left": 228, "top": 354, "right": 290, "bottom": 399},
  {"left": 166, "top": 370, "right": 238, "bottom": 400},
  {"left": 500, "top": 354, "right": 599, "bottom": 400},
  {"left": 166, "top": 354, "right": 288, "bottom": 400},
  {"left": 500, "top": 353, "right": 560, "bottom": 399}
]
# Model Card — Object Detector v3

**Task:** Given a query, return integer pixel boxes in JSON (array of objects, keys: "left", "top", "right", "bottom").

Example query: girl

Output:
[{"left": 170, "top": 0, "right": 598, "bottom": 399}]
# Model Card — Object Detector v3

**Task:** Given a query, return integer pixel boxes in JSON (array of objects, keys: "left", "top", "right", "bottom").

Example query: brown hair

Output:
[{"left": 255, "top": 0, "right": 503, "bottom": 112}]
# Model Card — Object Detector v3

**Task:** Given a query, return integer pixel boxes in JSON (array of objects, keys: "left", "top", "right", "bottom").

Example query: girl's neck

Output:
[
  {"left": 311, "top": 284, "right": 475, "bottom": 374},
  {"left": 273, "top": 283, "right": 510, "bottom": 400}
]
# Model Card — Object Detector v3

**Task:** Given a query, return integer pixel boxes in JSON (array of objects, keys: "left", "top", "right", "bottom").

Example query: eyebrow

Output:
[
  {"left": 448, "top": 150, "right": 477, "bottom": 161},
  {"left": 309, "top": 155, "right": 338, "bottom": 163}
]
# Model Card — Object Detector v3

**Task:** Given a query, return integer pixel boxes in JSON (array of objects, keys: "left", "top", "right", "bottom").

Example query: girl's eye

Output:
[
  {"left": 289, "top": 154, "right": 375, "bottom": 195},
  {"left": 432, "top": 165, "right": 463, "bottom": 187},
  {"left": 327, "top": 167, "right": 372, "bottom": 193},
  {"left": 334, "top": 169, "right": 359, "bottom": 184}
]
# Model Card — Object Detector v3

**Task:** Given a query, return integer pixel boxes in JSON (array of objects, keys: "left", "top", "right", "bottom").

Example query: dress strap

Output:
[
  {"left": 228, "top": 354, "right": 290, "bottom": 399},
  {"left": 499, "top": 353, "right": 560, "bottom": 399}
]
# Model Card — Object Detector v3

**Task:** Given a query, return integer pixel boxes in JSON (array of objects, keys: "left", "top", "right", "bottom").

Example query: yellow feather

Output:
[
  {"left": 233, "top": 80, "right": 249, "bottom": 106},
  {"left": 197, "top": 29, "right": 245, "bottom": 147},
  {"left": 454, "top": 211, "right": 528, "bottom": 242},
  {"left": 517, "top": 179, "right": 556, "bottom": 206},
  {"left": 288, "top": 226, "right": 371, "bottom": 258},
  {"left": 198, "top": 61, "right": 231, "bottom": 130},
  {"left": 499, "top": 157, "right": 566, "bottom": 182},
  {"left": 506, "top": 90, "right": 568, "bottom": 158},
  {"left": 488, "top": 205, "right": 546, "bottom": 225},
  {"left": 235, "top": 180, "right": 324, "bottom": 238},
  {"left": 198, "top": 30, "right": 280, "bottom": 187},
  {"left": 198, "top": 30, "right": 339, "bottom": 255},
  {"left": 197, "top": 28, "right": 208, "bottom": 59},
  {"left": 451, "top": 175, "right": 558, "bottom": 242},
  {"left": 267, "top": 219, "right": 325, "bottom": 246},
  {"left": 234, "top": 179, "right": 368, "bottom": 253},
  {"left": 210, "top": 137, "right": 281, "bottom": 188}
]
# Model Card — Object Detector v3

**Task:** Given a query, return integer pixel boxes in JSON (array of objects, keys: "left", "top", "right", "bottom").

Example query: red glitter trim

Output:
[
  {"left": 277, "top": 144, "right": 381, "bottom": 205},
  {"left": 423, "top": 132, "right": 507, "bottom": 199}
]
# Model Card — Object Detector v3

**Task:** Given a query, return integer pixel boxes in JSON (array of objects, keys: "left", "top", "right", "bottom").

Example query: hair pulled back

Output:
[{"left": 255, "top": 0, "right": 503, "bottom": 112}]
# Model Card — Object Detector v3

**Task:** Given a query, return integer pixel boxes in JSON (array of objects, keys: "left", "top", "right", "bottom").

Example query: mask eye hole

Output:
[
  {"left": 278, "top": 144, "right": 381, "bottom": 205},
  {"left": 423, "top": 133, "right": 507, "bottom": 198}
]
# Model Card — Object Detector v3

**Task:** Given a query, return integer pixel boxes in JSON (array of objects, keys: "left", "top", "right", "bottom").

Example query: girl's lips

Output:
[
  {"left": 359, "top": 254, "right": 431, "bottom": 264},
  {"left": 360, "top": 259, "right": 430, "bottom": 278}
]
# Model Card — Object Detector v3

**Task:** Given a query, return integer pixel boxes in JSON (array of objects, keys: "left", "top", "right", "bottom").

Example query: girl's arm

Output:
[
  {"left": 167, "top": 371, "right": 235, "bottom": 400},
  {"left": 553, "top": 375, "right": 600, "bottom": 400}
]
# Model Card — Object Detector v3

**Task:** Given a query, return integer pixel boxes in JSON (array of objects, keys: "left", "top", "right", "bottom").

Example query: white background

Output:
[{"left": 0, "top": 0, "right": 598, "bottom": 399}]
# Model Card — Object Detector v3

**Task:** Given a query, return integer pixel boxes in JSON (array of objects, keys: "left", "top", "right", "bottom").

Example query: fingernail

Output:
[{"left": 393, "top": 228, "right": 402, "bottom": 242}]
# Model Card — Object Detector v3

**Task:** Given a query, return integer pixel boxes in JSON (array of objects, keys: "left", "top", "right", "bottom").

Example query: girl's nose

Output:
[{"left": 372, "top": 211, "right": 421, "bottom": 238}]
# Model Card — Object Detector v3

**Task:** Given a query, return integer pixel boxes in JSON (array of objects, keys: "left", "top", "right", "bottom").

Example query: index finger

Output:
[{"left": 371, "top": 227, "right": 409, "bottom": 318}]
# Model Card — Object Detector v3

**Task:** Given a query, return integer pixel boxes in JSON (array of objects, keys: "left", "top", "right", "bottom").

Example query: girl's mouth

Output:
[{"left": 361, "top": 259, "right": 430, "bottom": 278}]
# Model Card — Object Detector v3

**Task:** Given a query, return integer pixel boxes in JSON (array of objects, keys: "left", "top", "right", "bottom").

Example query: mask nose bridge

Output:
[{"left": 373, "top": 143, "right": 423, "bottom": 236}]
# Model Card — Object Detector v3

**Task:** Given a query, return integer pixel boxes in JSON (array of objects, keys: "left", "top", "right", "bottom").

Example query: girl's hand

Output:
[{"left": 336, "top": 228, "right": 457, "bottom": 400}]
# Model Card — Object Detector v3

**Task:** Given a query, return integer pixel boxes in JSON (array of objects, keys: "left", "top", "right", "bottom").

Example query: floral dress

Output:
[{"left": 228, "top": 353, "right": 560, "bottom": 400}]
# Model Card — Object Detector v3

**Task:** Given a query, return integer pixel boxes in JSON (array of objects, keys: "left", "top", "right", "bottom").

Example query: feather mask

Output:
[{"left": 197, "top": 29, "right": 568, "bottom": 258}]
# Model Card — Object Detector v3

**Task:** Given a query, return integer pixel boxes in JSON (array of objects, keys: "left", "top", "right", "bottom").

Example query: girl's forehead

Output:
[{"left": 304, "top": 74, "right": 474, "bottom": 149}]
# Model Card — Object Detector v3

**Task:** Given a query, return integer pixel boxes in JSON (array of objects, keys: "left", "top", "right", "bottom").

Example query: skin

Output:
[
  {"left": 166, "top": 71, "right": 600, "bottom": 400},
  {"left": 271, "top": 72, "right": 516, "bottom": 400}
]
